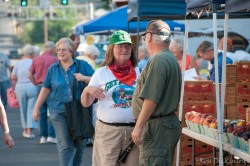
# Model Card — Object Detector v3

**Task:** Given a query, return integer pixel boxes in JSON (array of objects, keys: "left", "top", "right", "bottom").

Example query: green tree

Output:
[{"left": 21, "top": 20, "right": 77, "bottom": 45}]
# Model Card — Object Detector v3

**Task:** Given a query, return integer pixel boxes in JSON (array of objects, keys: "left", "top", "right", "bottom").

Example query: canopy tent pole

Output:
[
  {"left": 176, "top": 18, "right": 189, "bottom": 166},
  {"left": 135, "top": 16, "right": 140, "bottom": 59},
  {"left": 221, "top": 13, "right": 229, "bottom": 122},
  {"left": 212, "top": 5, "right": 223, "bottom": 165}
]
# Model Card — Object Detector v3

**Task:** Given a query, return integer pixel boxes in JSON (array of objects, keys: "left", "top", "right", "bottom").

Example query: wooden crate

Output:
[
  {"left": 236, "top": 83, "right": 250, "bottom": 102},
  {"left": 218, "top": 84, "right": 236, "bottom": 105},
  {"left": 227, "top": 102, "right": 250, "bottom": 120},
  {"left": 183, "top": 101, "right": 217, "bottom": 116},
  {"left": 236, "top": 62, "right": 250, "bottom": 82},
  {"left": 184, "top": 81, "right": 215, "bottom": 102},
  {"left": 173, "top": 135, "right": 215, "bottom": 166},
  {"left": 246, "top": 108, "right": 250, "bottom": 122},
  {"left": 226, "top": 65, "right": 237, "bottom": 85},
  {"left": 237, "top": 102, "right": 250, "bottom": 120},
  {"left": 225, "top": 104, "right": 237, "bottom": 119}
]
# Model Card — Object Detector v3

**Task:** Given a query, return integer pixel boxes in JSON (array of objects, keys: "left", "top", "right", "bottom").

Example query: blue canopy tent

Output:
[
  {"left": 127, "top": 0, "right": 187, "bottom": 21},
  {"left": 75, "top": 5, "right": 185, "bottom": 35}
]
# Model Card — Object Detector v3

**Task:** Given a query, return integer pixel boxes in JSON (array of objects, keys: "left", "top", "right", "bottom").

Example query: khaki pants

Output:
[
  {"left": 139, "top": 115, "right": 181, "bottom": 166},
  {"left": 92, "top": 120, "right": 139, "bottom": 166}
]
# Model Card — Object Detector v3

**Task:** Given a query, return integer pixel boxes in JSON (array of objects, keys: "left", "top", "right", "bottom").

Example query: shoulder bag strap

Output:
[{"left": 72, "top": 60, "right": 80, "bottom": 100}]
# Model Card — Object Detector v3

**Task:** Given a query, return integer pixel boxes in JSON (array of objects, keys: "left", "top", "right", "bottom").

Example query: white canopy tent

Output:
[{"left": 180, "top": 0, "right": 250, "bottom": 165}]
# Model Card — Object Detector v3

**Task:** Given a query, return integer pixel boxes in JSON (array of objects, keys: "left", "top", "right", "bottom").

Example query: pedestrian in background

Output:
[
  {"left": 169, "top": 37, "right": 198, "bottom": 72},
  {"left": 29, "top": 41, "right": 58, "bottom": 144},
  {"left": 77, "top": 44, "right": 100, "bottom": 69},
  {"left": 0, "top": 52, "right": 11, "bottom": 109},
  {"left": 33, "top": 37, "right": 94, "bottom": 166},
  {"left": 137, "top": 45, "right": 150, "bottom": 69},
  {"left": 81, "top": 30, "right": 140, "bottom": 166},
  {"left": 0, "top": 99, "right": 14, "bottom": 148},
  {"left": 33, "top": 45, "right": 40, "bottom": 57},
  {"left": 69, "top": 34, "right": 81, "bottom": 57},
  {"left": 11, "top": 45, "right": 38, "bottom": 138},
  {"left": 196, "top": 40, "right": 233, "bottom": 83},
  {"left": 132, "top": 20, "right": 182, "bottom": 165}
]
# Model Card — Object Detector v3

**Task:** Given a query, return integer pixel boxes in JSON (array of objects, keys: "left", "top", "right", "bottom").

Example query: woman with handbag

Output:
[
  {"left": 32, "top": 37, "right": 95, "bottom": 166},
  {"left": 81, "top": 30, "right": 140, "bottom": 166}
]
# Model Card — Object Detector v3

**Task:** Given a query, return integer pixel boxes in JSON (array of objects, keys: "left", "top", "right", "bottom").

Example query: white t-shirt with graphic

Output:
[{"left": 88, "top": 66, "right": 140, "bottom": 123}]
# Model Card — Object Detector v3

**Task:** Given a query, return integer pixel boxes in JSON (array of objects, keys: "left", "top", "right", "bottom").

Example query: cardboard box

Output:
[
  {"left": 183, "top": 101, "right": 217, "bottom": 116},
  {"left": 225, "top": 104, "right": 237, "bottom": 119},
  {"left": 236, "top": 83, "right": 250, "bottom": 102},
  {"left": 226, "top": 65, "right": 237, "bottom": 85},
  {"left": 237, "top": 102, "right": 250, "bottom": 120},
  {"left": 184, "top": 81, "right": 215, "bottom": 102},
  {"left": 236, "top": 62, "right": 250, "bottom": 82}
]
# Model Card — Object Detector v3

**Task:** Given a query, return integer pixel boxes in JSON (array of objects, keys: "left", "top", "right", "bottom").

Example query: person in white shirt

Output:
[{"left": 81, "top": 30, "right": 140, "bottom": 166}]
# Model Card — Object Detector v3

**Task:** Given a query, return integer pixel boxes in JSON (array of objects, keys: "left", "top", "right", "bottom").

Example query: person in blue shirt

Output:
[
  {"left": 32, "top": 37, "right": 95, "bottom": 166},
  {"left": 196, "top": 40, "right": 233, "bottom": 83},
  {"left": 137, "top": 45, "right": 150, "bottom": 69}
]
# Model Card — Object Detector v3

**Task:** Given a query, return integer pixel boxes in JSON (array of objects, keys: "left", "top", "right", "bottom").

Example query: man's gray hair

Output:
[
  {"left": 44, "top": 41, "right": 55, "bottom": 51},
  {"left": 152, "top": 34, "right": 171, "bottom": 47}
]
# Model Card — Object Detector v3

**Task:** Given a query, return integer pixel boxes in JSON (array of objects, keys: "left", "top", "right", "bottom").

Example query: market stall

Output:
[{"left": 181, "top": 0, "right": 250, "bottom": 165}]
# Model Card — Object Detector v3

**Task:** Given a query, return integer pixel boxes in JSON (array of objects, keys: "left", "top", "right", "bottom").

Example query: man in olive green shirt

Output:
[{"left": 132, "top": 20, "right": 182, "bottom": 166}]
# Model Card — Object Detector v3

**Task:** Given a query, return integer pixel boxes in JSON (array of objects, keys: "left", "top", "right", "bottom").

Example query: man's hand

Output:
[{"left": 132, "top": 125, "right": 143, "bottom": 146}]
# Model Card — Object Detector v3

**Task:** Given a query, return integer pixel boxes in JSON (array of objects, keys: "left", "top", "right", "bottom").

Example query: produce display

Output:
[{"left": 185, "top": 111, "right": 250, "bottom": 153}]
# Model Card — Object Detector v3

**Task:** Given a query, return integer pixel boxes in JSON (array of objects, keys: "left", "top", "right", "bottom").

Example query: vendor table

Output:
[{"left": 182, "top": 128, "right": 250, "bottom": 165}]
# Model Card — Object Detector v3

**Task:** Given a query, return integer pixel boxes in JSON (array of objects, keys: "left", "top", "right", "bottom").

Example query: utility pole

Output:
[
  {"left": 40, "top": 0, "right": 49, "bottom": 43},
  {"left": 44, "top": 8, "right": 48, "bottom": 43}
]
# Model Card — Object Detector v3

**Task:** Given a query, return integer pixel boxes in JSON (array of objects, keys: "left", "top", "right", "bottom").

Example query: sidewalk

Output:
[{"left": 0, "top": 107, "right": 92, "bottom": 166}]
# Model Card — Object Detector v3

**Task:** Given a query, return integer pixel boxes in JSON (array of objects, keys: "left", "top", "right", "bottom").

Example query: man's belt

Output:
[
  {"left": 99, "top": 119, "right": 135, "bottom": 127},
  {"left": 149, "top": 112, "right": 176, "bottom": 120}
]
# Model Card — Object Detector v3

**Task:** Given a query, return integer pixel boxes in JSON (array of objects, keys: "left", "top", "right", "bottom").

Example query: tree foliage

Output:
[{"left": 21, "top": 20, "right": 77, "bottom": 45}]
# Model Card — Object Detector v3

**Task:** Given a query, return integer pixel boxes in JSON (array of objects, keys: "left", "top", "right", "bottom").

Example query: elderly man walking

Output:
[
  {"left": 132, "top": 20, "right": 182, "bottom": 166},
  {"left": 29, "top": 41, "right": 58, "bottom": 144}
]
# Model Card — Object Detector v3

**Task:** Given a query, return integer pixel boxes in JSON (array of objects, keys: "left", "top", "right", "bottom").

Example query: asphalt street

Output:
[{"left": 0, "top": 107, "right": 93, "bottom": 166}]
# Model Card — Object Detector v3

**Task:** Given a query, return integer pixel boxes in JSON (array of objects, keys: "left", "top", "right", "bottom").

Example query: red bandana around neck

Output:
[{"left": 108, "top": 60, "right": 136, "bottom": 86}]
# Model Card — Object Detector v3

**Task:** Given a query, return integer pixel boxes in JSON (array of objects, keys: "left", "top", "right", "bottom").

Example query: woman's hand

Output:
[
  {"left": 3, "top": 133, "right": 14, "bottom": 148},
  {"left": 85, "top": 86, "right": 106, "bottom": 100},
  {"left": 74, "top": 73, "right": 86, "bottom": 82}
]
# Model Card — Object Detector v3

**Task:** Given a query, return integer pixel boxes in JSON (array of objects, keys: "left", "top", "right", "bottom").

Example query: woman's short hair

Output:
[
  {"left": 55, "top": 37, "right": 75, "bottom": 57},
  {"left": 171, "top": 38, "right": 184, "bottom": 51},
  {"left": 85, "top": 45, "right": 100, "bottom": 58},
  {"left": 196, "top": 41, "right": 214, "bottom": 58},
  {"left": 22, "top": 44, "right": 36, "bottom": 56},
  {"left": 104, "top": 44, "right": 137, "bottom": 67}
]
